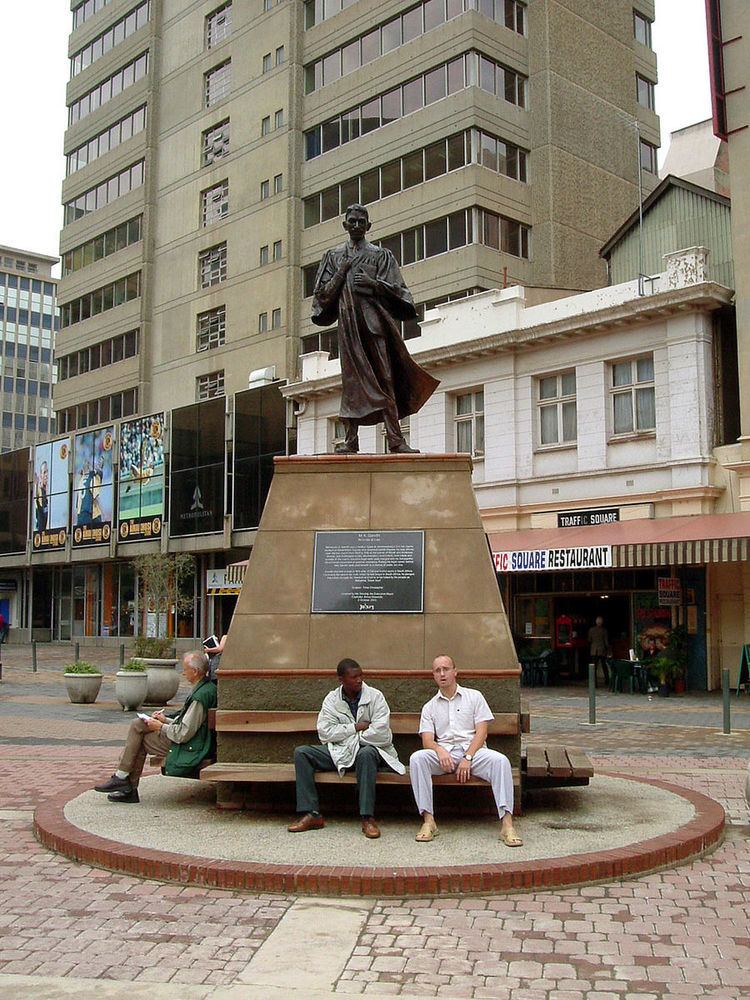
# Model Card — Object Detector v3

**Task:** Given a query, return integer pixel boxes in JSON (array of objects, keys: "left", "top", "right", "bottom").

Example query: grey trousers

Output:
[
  {"left": 409, "top": 746, "right": 514, "bottom": 818},
  {"left": 118, "top": 718, "right": 172, "bottom": 788},
  {"left": 293, "top": 743, "right": 386, "bottom": 816}
]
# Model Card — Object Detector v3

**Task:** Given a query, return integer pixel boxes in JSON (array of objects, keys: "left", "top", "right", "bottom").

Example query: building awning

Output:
[{"left": 490, "top": 512, "right": 750, "bottom": 571}]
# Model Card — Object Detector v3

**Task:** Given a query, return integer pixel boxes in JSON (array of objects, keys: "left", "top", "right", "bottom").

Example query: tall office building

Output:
[
  {"left": 55, "top": 0, "right": 659, "bottom": 426},
  {"left": 0, "top": 247, "right": 58, "bottom": 452}
]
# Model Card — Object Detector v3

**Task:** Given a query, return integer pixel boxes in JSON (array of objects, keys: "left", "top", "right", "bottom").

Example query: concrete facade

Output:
[{"left": 55, "top": 0, "right": 660, "bottom": 425}]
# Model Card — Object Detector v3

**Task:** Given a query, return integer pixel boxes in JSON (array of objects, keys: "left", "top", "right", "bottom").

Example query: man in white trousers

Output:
[{"left": 409, "top": 654, "right": 522, "bottom": 846}]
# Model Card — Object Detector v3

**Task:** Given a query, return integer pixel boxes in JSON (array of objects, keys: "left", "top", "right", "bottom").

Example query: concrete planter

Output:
[
  {"left": 135, "top": 658, "right": 180, "bottom": 705},
  {"left": 115, "top": 670, "right": 149, "bottom": 711},
  {"left": 64, "top": 673, "right": 103, "bottom": 704}
]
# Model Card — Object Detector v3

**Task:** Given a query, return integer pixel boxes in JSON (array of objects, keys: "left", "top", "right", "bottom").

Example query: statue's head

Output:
[{"left": 342, "top": 204, "right": 371, "bottom": 239}]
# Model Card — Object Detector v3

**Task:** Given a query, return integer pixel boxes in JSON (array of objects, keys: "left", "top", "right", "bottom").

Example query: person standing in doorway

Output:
[{"left": 588, "top": 616, "right": 611, "bottom": 685}]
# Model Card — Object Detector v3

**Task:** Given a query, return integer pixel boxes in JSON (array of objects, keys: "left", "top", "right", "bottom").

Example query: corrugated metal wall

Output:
[{"left": 608, "top": 188, "right": 734, "bottom": 289}]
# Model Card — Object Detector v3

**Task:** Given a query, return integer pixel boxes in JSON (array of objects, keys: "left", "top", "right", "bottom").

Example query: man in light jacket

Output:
[{"left": 288, "top": 658, "right": 404, "bottom": 839}]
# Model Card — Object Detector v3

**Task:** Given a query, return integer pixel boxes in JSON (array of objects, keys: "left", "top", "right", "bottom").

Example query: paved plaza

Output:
[{"left": 0, "top": 642, "right": 748, "bottom": 998}]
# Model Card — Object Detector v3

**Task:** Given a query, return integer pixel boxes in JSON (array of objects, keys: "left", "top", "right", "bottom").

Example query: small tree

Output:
[{"left": 131, "top": 552, "right": 195, "bottom": 639}]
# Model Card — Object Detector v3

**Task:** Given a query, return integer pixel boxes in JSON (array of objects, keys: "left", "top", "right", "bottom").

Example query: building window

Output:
[
  {"left": 274, "top": 173, "right": 283, "bottom": 194},
  {"left": 274, "top": 108, "right": 285, "bottom": 129},
  {"left": 258, "top": 312, "right": 268, "bottom": 332},
  {"left": 70, "top": 1, "right": 150, "bottom": 77},
  {"left": 260, "top": 245, "right": 269, "bottom": 265},
  {"left": 196, "top": 306, "right": 226, "bottom": 351},
  {"left": 63, "top": 161, "right": 145, "bottom": 224},
  {"left": 62, "top": 216, "right": 142, "bottom": 275},
  {"left": 262, "top": 52, "right": 272, "bottom": 73},
  {"left": 634, "top": 10, "right": 653, "bottom": 47},
  {"left": 330, "top": 418, "right": 346, "bottom": 451},
  {"left": 202, "top": 119, "right": 230, "bottom": 165},
  {"left": 261, "top": 116, "right": 271, "bottom": 136},
  {"left": 205, "top": 61, "right": 231, "bottom": 107},
  {"left": 58, "top": 387, "right": 138, "bottom": 431},
  {"left": 271, "top": 308, "right": 282, "bottom": 329},
  {"left": 66, "top": 105, "right": 147, "bottom": 176},
  {"left": 272, "top": 240, "right": 282, "bottom": 261},
  {"left": 59, "top": 272, "right": 141, "bottom": 328},
  {"left": 197, "top": 370, "right": 225, "bottom": 399},
  {"left": 275, "top": 45, "right": 285, "bottom": 65},
  {"left": 198, "top": 243, "right": 227, "bottom": 287},
  {"left": 538, "top": 372, "right": 576, "bottom": 446},
  {"left": 455, "top": 389, "right": 484, "bottom": 457},
  {"left": 304, "top": 50, "right": 527, "bottom": 160},
  {"left": 201, "top": 180, "right": 229, "bottom": 226},
  {"left": 639, "top": 139, "right": 658, "bottom": 174},
  {"left": 68, "top": 52, "right": 148, "bottom": 125},
  {"left": 206, "top": 3, "right": 232, "bottom": 48},
  {"left": 611, "top": 356, "right": 655, "bottom": 435},
  {"left": 636, "top": 74, "right": 655, "bottom": 111},
  {"left": 260, "top": 179, "right": 270, "bottom": 199}
]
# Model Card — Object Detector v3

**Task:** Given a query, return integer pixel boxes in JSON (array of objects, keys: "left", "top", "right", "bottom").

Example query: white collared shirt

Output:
[{"left": 418, "top": 684, "right": 494, "bottom": 751}]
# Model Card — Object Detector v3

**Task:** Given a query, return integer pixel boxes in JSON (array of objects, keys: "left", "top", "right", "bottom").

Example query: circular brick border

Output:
[{"left": 34, "top": 772, "right": 724, "bottom": 896}]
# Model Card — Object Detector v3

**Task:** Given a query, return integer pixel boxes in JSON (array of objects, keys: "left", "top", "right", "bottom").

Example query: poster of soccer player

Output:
[
  {"left": 31, "top": 436, "right": 71, "bottom": 551},
  {"left": 72, "top": 426, "right": 115, "bottom": 547},
  {"left": 117, "top": 413, "right": 165, "bottom": 542}
]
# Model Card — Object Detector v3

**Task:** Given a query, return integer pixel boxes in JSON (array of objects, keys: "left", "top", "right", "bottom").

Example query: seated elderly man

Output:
[{"left": 94, "top": 650, "right": 217, "bottom": 804}]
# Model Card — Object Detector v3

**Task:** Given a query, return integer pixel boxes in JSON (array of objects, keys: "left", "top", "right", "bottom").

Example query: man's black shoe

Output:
[
  {"left": 107, "top": 788, "right": 140, "bottom": 803},
  {"left": 95, "top": 774, "right": 131, "bottom": 793}
]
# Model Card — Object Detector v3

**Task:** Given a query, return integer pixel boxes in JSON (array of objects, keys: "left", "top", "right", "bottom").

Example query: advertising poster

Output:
[
  {"left": 32, "top": 437, "right": 71, "bottom": 551},
  {"left": 633, "top": 591, "right": 673, "bottom": 656},
  {"left": 72, "top": 427, "right": 115, "bottom": 547},
  {"left": 118, "top": 413, "right": 165, "bottom": 542},
  {"left": 169, "top": 398, "right": 224, "bottom": 537}
]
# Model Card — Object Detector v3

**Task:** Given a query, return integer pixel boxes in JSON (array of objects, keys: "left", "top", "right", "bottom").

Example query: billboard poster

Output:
[
  {"left": 169, "top": 398, "right": 225, "bottom": 537},
  {"left": 118, "top": 413, "right": 165, "bottom": 542},
  {"left": 32, "top": 437, "right": 71, "bottom": 551},
  {"left": 72, "top": 426, "right": 115, "bottom": 547}
]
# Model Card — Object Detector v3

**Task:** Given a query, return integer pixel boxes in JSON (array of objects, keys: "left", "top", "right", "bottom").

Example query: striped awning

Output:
[{"left": 490, "top": 512, "right": 750, "bottom": 570}]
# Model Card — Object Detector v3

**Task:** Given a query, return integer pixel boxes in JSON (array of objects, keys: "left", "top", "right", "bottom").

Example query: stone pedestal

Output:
[{"left": 218, "top": 454, "right": 521, "bottom": 788}]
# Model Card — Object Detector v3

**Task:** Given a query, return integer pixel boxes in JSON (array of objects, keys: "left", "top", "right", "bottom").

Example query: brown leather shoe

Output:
[
  {"left": 287, "top": 813, "right": 325, "bottom": 833},
  {"left": 361, "top": 817, "right": 381, "bottom": 839}
]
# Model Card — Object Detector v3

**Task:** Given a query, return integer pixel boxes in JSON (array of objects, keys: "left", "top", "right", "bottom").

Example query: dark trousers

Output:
[
  {"left": 293, "top": 743, "right": 385, "bottom": 817},
  {"left": 592, "top": 654, "right": 610, "bottom": 685}
]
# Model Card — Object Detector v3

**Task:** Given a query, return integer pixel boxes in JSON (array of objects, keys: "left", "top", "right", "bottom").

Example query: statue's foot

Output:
[
  {"left": 389, "top": 442, "right": 420, "bottom": 454},
  {"left": 334, "top": 442, "right": 359, "bottom": 454}
]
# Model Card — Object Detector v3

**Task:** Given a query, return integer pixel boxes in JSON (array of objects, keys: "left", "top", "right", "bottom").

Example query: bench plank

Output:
[
  {"left": 199, "top": 761, "right": 520, "bottom": 787},
  {"left": 212, "top": 710, "right": 520, "bottom": 737},
  {"left": 545, "top": 745, "right": 572, "bottom": 778},
  {"left": 564, "top": 748, "right": 595, "bottom": 778},
  {"left": 524, "top": 745, "right": 549, "bottom": 777}
]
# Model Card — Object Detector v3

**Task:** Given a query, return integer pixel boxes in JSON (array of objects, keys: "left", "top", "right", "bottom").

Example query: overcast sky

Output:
[{"left": 0, "top": 0, "right": 713, "bottom": 267}]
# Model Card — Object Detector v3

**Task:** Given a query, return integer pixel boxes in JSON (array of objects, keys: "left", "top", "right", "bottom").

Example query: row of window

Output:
[
  {"left": 305, "top": 50, "right": 527, "bottom": 160},
  {"left": 261, "top": 109, "right": 285, "bottom": 134},
  {"left": 0, "top": 376, "right": 51, "bottom": 400},
  {"left": 66, "top": 105, "right": 147, "bottom": 176},
  {"left": 57, "top": 330, "right": 139, "bottom": 381},
  {"left": 260, "top": 242, "right": 282, "bottom": 266},
  {"left": 304, "top": 0, "right": 360, "bottom": 28},
  {"left": 72, "top": 0, "right": 113, "bottom": 30},
  {"left": 1, "top": 343, "right": 53, "bottom": 364},
  {"left": 0, "top": 275, "right": 54, "bottom": 296},
  {"left": 59, "top": 272, "right": 141, "bottom": 329},
  {"left": 68, "top": 51, "right": 148, "bottom": 125},
  {"left": 1, "top": 412, "right": 53, "bottom": 435},
  {"left": 0, "top": 306, "right": 57, "bottom": 332},
  {"left": 206, "top": 2, "right": 232, "bottom": 48},
  {"left": 262, "top": 46, "right": 285, "bottom": 73},
  {"left": 64, "top": 160, "right": 144, "bottom": 225},
  {"left": 70, "top": 1, "right": 150, "bottom": 77},
  {"left": 62, "top": 216, "right": 142, "bottom": 276},
  {"left": 305, "top": 0, "right": 525, "bottom": 93},
  {"left": 205, "top": 60, "right": 231, "bottom": 108},
  {"left": 260, "top": 174, "right": 284, "bottom": 199},
  {"left": 1, "top": 257, "right": 40, "bottom": 273},
  {"left": 302, "top": 207, "right": 529, "bottom": 296},
  {"left": 58, "top": 387, "right": 139, "bottom": 432},
  {"left": 303, "top": 128, "right": 527, "bottom": 228}
]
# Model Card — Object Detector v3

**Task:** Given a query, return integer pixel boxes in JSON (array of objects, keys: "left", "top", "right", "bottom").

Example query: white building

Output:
[{"left": 284, "top": 248, "right": 750, "bottom": 691}]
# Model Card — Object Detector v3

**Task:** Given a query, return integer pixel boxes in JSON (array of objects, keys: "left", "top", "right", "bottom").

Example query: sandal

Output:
[
  {"left": 500, "top": 828, "right": 523, "bottom": 847},
  {"left": 415, "top": 822, "right": 438, "bottom": 842}
]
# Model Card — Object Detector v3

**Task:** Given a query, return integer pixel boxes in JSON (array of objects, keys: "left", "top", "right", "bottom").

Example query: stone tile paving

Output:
[{"left": 1, "top": 644, "right": 749, "bottom": 996}]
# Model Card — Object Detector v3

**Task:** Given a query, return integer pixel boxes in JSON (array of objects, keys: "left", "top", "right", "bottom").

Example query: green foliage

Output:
[
  {"left": 133, "top": 635, "right": 174, "bottom": 659},
  {"left": 121, "top": 658, "right": 148, "bottom": 672},
  {"left": 64, "top": 661, "right": 102, "bottom": 675},
  {"left": 653, "top": 625, "right": 688, "bottom": 685},
  {"left": 130, "top": 552, "right": 195, "bottom": 640}
]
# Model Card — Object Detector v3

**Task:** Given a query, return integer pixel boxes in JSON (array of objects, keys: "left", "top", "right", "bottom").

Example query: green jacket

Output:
[{"left": 164, "top": 678, "right": 217, "bottom": 777}]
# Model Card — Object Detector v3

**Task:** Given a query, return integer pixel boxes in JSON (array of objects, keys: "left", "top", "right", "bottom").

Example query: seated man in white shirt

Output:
[{"left": 409, "top": 654, "right": 522, "bottom": 846}]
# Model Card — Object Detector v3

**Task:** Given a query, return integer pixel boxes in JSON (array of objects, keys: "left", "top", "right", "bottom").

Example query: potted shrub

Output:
[
  {"left": 63, "top": 661, "right": 103, "bottom": 704},
  {"left": 115, "top": 658, "right": 149, "bottom": 711},
  {"left": 132, "top": 635, "right": 180, "bottom": 705},
  {"left": 652, "top": 626, "right": 688, "bottom": 697}
]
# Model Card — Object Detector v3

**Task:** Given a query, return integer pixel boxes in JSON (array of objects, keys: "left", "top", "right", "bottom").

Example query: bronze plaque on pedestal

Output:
[{"left": 312, "top": 529, "right": 424, "bottom": 613}]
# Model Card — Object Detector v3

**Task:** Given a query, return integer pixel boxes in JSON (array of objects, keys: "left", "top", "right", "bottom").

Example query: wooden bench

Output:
[{"left": 522, "top": 745, "right": 594, "bottom": 788}]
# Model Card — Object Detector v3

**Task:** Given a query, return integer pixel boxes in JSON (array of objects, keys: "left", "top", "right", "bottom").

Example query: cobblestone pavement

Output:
[{"left": 0, "top": 643, "right": 748, "bottom": 998}]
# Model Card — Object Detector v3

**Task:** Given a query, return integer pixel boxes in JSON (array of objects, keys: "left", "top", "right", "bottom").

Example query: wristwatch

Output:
[{"left": 463, "top": 753, "right": 473, "bottom": 762}]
